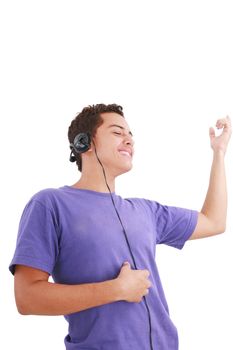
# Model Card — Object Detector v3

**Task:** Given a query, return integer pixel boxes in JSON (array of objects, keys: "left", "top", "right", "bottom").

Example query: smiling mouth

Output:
[{"left": 118, "top": 151, "right": 132, "bottom": 158}]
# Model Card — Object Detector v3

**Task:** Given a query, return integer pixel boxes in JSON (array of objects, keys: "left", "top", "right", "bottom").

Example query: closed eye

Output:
[{"left": 113, "top": 132, "right": 121, "bottom": 135}]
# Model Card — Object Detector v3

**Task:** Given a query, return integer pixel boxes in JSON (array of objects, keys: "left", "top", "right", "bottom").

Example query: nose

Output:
[{"left": 124, "top": 134, "right": 134, "bottom": 146}]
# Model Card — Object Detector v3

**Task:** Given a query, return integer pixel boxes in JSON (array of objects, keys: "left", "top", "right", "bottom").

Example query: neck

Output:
[{"left": 72, "top": 167, "right": 116, "bottom": 193}]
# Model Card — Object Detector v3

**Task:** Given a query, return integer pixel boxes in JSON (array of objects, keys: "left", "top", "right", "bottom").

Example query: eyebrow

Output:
[{"left": 107, "top": 124, "right": 133, "bottom": 137}]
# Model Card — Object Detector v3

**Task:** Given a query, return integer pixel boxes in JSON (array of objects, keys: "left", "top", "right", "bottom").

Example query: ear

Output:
[{"left": 87, "top": 140, "right": 96, "bottom": 152}]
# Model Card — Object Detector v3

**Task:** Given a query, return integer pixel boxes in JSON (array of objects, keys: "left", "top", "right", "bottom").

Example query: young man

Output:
[{"left": 9, "top": 104, "right": 231, "bottom": 350}]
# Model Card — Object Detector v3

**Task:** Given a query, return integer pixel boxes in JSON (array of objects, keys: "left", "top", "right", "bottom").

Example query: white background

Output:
[{"left": 0, "top": 1, "right": 232, "bottom": 349}]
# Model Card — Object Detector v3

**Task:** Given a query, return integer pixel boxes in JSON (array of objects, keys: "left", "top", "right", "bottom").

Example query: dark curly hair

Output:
[{"left": 68, "top": 103, "right": 124, "bottom": 172}]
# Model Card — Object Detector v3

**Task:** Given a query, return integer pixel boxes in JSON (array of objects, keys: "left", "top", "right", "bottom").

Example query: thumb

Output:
[
  {"left": 122, "top": 261, "right": 130, "bottom": 267},
  {"left": 209, "top": 127, "right": 215, "bottom": 140}
]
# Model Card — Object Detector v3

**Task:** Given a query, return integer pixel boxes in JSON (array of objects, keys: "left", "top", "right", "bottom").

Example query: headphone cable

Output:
[{"left": 93, "top": 141, "right": 154, "bottom": 350}]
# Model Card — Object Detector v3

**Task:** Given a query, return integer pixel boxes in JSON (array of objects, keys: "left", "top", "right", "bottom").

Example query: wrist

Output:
[
  {"left": 213, "top": 149, "right": 225, "bottom": 158},
  {"left": 112, "top": 278, "right": 124, "bottom": 302}
]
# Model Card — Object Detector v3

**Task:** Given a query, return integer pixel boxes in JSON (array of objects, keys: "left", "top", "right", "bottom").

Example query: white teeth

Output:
[{"left": 119, "top": 151, "right": 131, "bottom": 157}]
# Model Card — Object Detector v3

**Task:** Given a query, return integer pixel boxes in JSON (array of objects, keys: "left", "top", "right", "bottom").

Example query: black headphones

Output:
[{"left": 69, "top": 132, "right": 91, "bottom": 162}]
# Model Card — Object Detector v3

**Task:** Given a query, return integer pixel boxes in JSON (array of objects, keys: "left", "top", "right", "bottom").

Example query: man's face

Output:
[{"left": 91, "top": 112, "right": 135, "bottom": 176}]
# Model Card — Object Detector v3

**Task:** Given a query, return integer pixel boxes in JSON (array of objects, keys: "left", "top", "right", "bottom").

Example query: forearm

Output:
[
  {"left": 201, "top": 150, "right": 227, "bottom": 230},
  {"left": 17, "top": 278, "right": 122, "bottom": 316}
]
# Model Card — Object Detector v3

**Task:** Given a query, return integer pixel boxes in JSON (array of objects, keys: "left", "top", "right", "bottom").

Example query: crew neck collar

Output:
[{"left": 61, "top": 185, "right": 116, "bottom": 197}]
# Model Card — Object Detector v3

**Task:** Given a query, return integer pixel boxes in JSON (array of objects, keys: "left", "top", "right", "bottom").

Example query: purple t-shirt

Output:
[{"left": 9, "top": 186, "right": 198, "bottom": 350}]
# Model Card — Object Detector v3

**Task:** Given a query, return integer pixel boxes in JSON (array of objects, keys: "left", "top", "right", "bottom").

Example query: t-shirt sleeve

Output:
[
  {"left": 152, "top": 201, "right": 199, "bottom": 250},
  {"left": 9, "top": 198, "right": 60, "bottom": 275}
]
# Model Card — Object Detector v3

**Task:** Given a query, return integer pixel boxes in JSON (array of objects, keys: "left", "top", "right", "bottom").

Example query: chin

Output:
[{"left": 118, "top": 163, "right": 133, "bottom": 176}]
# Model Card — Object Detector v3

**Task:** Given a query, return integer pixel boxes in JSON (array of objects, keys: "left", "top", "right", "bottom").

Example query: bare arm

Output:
[
  {"left": 202, "top": 116, "right": 231, "bottom": 228},
  {"left": 14, "top": 265, "right": 122, "bottom": 316},
  {"left": 201, "top": 150, "right": 227, "bottom": 229},
  {"left": 189, "top": 116, "right": 232, "bottom": 240},
  {"left": 14, "top": 262, "right": 151, "bottom": 316},
  {"left": 189, "top": 151, "right": 227, "bottom": 240}
]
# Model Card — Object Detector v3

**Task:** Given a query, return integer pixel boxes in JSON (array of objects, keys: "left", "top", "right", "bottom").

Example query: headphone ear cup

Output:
[{"left": 73, "top": 132, "right": 91, "bottom": 154}]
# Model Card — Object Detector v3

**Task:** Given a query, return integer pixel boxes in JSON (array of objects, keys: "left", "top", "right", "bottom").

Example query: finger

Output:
[
  {"left": 209, "top": 127, "right": 215, "bottom": 139},
  {"left": 122, "top": 261, "right": 130, "bottom": 268},
  {"left": 148, "top": 280, "right": 152, "bottom": 287},
  {"left": 226, "top": 115, "right": 232, "bottom": 127},
  {"left": 216, "top": 120, "right": 225, "bottom": 128},
  {"left": 216, "top": 116, "right": 231, "bottom": 128}
]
